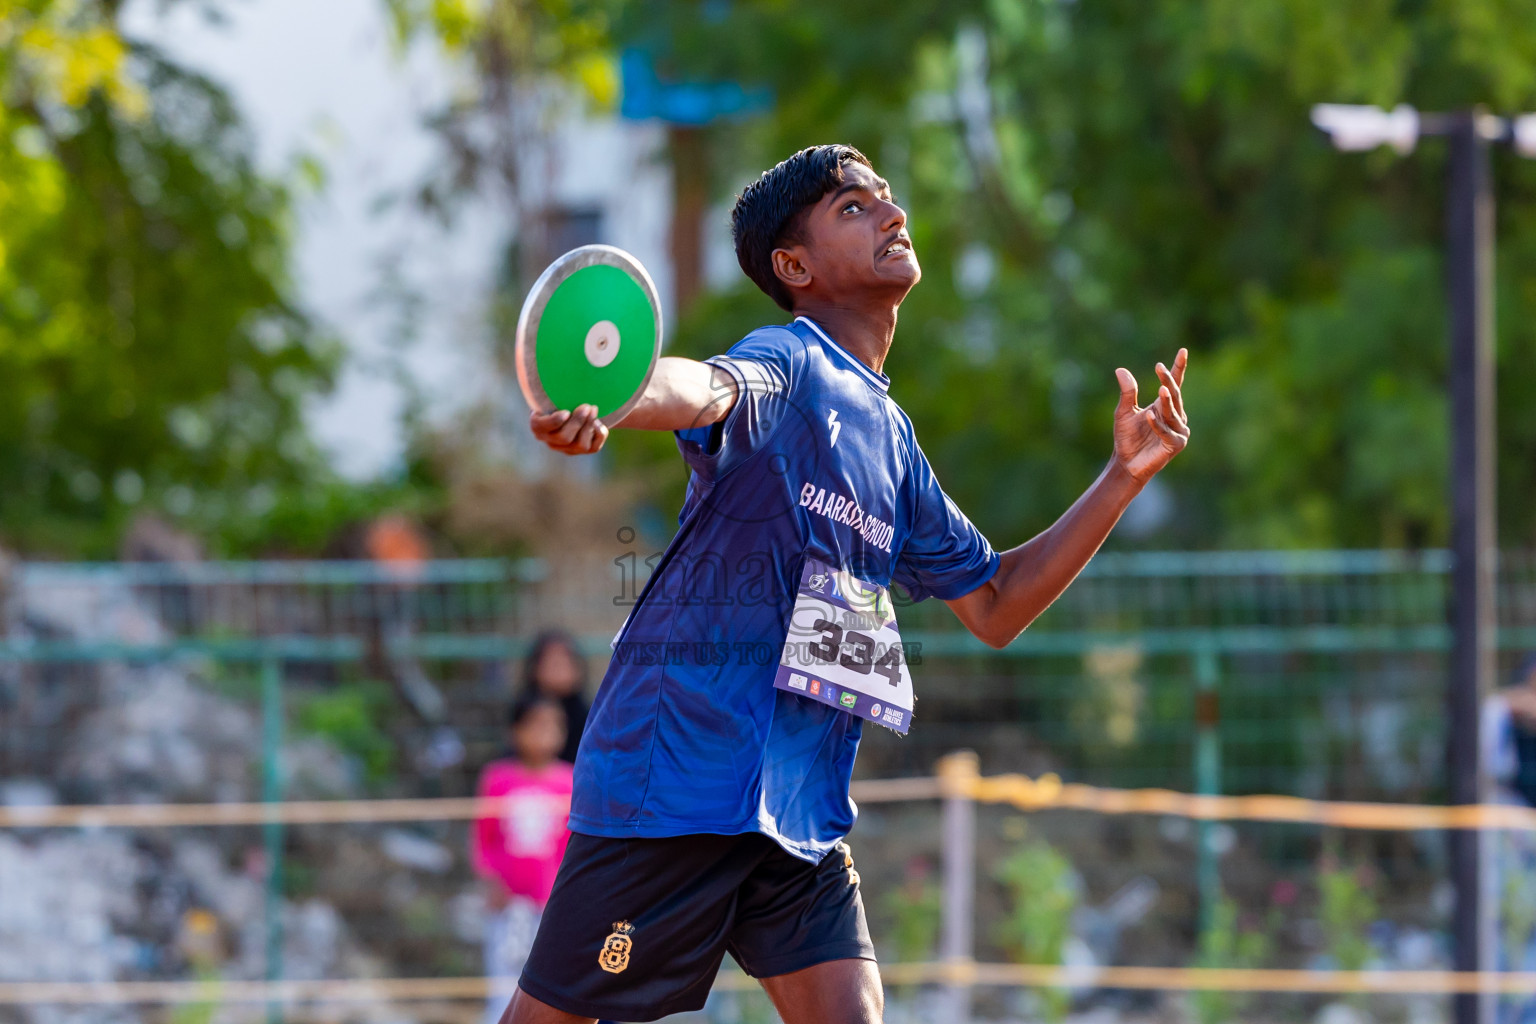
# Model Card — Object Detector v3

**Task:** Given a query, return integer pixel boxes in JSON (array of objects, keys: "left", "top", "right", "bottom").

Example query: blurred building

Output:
[{"left": 123, "top": 1, "right": 727, "bottom": 484}]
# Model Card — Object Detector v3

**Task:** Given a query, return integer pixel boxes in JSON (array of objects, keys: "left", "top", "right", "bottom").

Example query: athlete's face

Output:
[{"left": 777, "top": 162, "right": 919, "bottom": 306}]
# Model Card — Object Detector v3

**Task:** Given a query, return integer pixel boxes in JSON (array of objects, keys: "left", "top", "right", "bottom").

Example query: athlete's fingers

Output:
[
  {"left": 1171, "top": 347, "right": 1189, "bottom": 388},
  {"left": 1156, "top": 385, "right": 1186, "bottom": 433},
  {"left": 554, "top": 421, "right": 592, "bottom": 455},
  {"left": 541, "top": 409, "right": 581, "bottom": 445},
  {"left": 553, "top": 405, "right": 596, "bottom": 447},
  {"left": 568, "top": 413, "right": 605, "bottom": 455},
  {"left": 529, "top": 409, "right": 570, "bottom": 441},
  {"left": 1155, "top": 363, "right": 1186, "bottom": 424},
  {"left": 1150, "top": 394, "right": 1189, "bottom": 444},
  {"left": 1146, "top": 406, "right": 1187, "bottom": 448},
  {"left": 1115, "top": 368, "right": 1139, "bottom": 415},
  {"left": 1155, "top": 393, "right": 1179, "bottom": 436}
]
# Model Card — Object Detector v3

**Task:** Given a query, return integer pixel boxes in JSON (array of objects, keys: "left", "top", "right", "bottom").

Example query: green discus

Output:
[{"left": 515, "top": 244, "right": 662, "bottom": 426}]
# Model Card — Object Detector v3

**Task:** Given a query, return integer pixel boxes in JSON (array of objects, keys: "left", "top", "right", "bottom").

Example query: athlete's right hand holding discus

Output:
[{"left": 528, "top": 357, "right": 741, "bottom": 456}]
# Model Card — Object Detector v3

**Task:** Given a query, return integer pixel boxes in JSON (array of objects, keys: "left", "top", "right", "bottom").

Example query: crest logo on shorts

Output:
[{"left": 599, "top": 921, "right": 634, "bottom": 974}]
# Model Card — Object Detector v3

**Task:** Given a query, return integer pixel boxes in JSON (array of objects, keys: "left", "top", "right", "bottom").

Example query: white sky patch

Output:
[{"left": 122, "top": 0, "right": 506, "bottom": 480}]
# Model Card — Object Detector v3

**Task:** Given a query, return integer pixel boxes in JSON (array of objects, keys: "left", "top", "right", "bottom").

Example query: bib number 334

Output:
[{"left": 773, "top": 556, "right": 915, "bottom": 734}]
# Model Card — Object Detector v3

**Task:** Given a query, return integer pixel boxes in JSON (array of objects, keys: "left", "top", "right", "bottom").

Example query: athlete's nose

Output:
[{"left": 880, "top": 199, "right": 907, "bottom": 234}]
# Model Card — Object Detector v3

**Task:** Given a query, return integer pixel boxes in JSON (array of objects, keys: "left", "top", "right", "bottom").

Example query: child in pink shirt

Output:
[{"left": 473, "top": 697, "right": 573, "bottom": 1024}]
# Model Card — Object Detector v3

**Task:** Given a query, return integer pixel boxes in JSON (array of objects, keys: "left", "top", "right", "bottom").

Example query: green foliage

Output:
[
  {"left": 166, "top": 971, "right": 220, "bottom": 1024},
  {"left": 619, "top": 0, "right": 1536, "bottom": 549},
  {"left": 385, "top": 0, "right": 619, "bottom": 98},
  {"left": 1317, "top": 857, "right": 1378, "bottom": 971},
  {"left": 0, "top": 1, "right": 348, "bottom": 556},
  {"left": 210, "top": 476, "right": 434, "bottom": 557},
  {"left": 407, "top": 0, "right": 1536, "bottom": 547},
  {"left": 1501, "top": 839, "right": 1536, "bottom": 962},
  {"left": 881, "top": 873, "right": 942, "bottom": 965},
  {"left": 382, "top": 0, "right": 623, "bottom": 227},
  {"left": 994, "top": 823, "right": 1078, "bottom": 1023},
  {"left": 1192, "top": 891, "right": 1275, "bottom": 1024},
  {"left": 295, "top": 682, "right": 397, "bottom": 782}
]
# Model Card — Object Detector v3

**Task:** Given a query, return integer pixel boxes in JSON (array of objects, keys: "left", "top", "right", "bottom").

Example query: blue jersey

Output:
[{"left": 569, "top": 316, "right": 999, "bottom": 861}]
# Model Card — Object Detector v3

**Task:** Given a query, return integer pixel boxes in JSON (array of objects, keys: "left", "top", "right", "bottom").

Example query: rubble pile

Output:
[{"left": 0, "top": 570, "right": 480, "bottom": 1024}]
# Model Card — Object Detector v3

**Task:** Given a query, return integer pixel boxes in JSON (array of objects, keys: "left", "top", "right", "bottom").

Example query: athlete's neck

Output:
[{"left": 794, "top": 301, "right": 897, "bottom": 375}]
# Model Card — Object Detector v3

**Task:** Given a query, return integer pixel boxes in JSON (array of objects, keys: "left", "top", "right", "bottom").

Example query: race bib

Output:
[{"left": 773, "top": 555, "right": 915, "bottom": 734}]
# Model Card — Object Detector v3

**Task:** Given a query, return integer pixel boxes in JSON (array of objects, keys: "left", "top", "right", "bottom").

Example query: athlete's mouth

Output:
[{"left": 880, "top": 235, "right": 914, "bottom": 260}]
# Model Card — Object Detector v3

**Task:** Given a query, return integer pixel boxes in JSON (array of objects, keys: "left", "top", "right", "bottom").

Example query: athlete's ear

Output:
[{"left": 772, "top": 246, "right": 812, "bottom": 297}]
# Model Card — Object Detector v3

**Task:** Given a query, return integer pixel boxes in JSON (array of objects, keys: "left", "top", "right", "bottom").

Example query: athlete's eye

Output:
[{"left": 842, "top": 201, "right": 861, "bottom": 215}]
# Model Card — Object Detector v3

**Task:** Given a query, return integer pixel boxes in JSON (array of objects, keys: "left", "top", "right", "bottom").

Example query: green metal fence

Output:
[
  {"left": 0, "top": 559, "right": 534, "bottom": 1013},
  {"left": 3, "top": 551, "right": 1536, "bottom": 1020}
]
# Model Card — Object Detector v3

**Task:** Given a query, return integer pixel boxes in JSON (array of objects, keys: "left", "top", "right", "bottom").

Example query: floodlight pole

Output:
[
  {"left": 1313, "top": 104, "right": 1506, "bottom": 1024},
  {"left": 1444, "top": 108, "right": 1498, "bottom": 1024}
]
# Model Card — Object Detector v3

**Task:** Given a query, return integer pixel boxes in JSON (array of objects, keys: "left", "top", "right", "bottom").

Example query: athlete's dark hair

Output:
[{"left": 731, "top": 145, "right": 873, "bottom": 312}]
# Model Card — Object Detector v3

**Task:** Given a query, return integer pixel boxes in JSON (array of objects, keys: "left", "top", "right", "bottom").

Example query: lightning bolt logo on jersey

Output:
[{"left": 573, "top": 315, "right": 999, "bottom": 863}]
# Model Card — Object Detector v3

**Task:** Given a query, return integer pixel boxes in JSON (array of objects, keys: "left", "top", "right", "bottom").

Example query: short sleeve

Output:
[
  {"left": 891, "top": 445, "right": 999, "bottom": 602},
  {"left": 675, "top": 327, "right": 800, "bottom": 480}
]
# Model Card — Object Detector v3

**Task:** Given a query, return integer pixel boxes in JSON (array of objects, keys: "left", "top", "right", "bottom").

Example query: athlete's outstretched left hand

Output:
[{"left": 1112, "top": 349, "right": 1189, "bottom": 484}]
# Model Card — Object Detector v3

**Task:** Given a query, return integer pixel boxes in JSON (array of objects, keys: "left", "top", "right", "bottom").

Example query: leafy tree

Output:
[
  {"left": 380, "top": 0, "right": 619, "bottom": 286},
  {"left": 1317, "top": 856, "right": 1379, "bottom": 972},
  {"left": 994, "top": 824, "right": 1078, "bottom": 1022},
  {"left": 546, "top": 1, "right": 1536, "bottom": 549},
  {"left": 644, "top": 0, "right": 1536, "bottom": 549},
  {"left": 396, "top": 0, "right": 1536, "bottom": 549},
  {"left": 0, "top": 1, "right": 339, "bottom": 554},
  {"left": 1191, "top": 890, "right": 1274, "bottom": 1024}
]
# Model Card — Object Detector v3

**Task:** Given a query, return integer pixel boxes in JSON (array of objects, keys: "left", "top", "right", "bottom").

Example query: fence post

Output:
[
  {"left": 937, "top": 750, "right": 979, "bottom": 1024},
  {"left": 261, "top": 654, "right": 285, "bottom": 1024},
  {"left": 1194, "top": 647, "right": 1222, "bottom": 932}
]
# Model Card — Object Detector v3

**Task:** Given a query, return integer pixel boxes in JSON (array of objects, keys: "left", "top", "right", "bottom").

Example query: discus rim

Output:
[{"left": 514, "top": 244, "right": 663, "bottom": 428}]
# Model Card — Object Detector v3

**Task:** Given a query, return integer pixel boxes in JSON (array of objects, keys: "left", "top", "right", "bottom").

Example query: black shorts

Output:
[{"left": 515, "top": 831, "right": 875, "bottom": 1022}]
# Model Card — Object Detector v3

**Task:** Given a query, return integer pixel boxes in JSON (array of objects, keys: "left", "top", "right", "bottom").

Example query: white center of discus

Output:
[{"left": 584, "top": 320, "right": 621, "bottom": 368}]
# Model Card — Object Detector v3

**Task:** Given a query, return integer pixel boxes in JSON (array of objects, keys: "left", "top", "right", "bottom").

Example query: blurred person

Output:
[
  {"left": 366, "top": 512, "right": 431, "bottom": 575},
  {"left": 474, "top": 696, "right": 574, "bottom": 1024},
  {"left": 356, "top": 514, "right": 462, "bottom": 775},
  {"left": 1486, "top": 654, "right": 1536, "bottom": 807},
  {"left": 508, "top": 145, "right": 1190, "bottom": 1024},
  {"left": 1483, "top": 653, "right": 1536, "bottom": 1024},
  {"left": 517, "top": 630, "right": 589, "bottom": 764}
]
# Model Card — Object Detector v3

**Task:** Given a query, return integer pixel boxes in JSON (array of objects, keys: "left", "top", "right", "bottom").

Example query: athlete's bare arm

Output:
[
  {"left": 945, "top": 349, "right": 1190, "bottom": 648},
  {"left": 529, "top": 357, "right": 738, "bottom": 456}
]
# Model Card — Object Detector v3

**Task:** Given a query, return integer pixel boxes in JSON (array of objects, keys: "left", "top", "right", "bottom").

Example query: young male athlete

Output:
[{"left": 508, "top": 145, "right": 1190, "bottom": 1024}]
